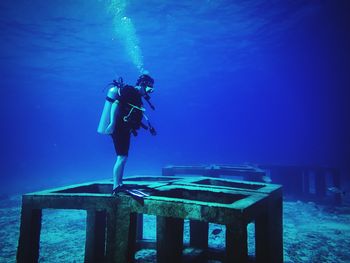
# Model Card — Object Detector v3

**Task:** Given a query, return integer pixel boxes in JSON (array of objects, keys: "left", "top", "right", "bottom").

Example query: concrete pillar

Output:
[
  {"left": 315, "top": 169, "right": 326, "bottom": 198},
  {"left": 225, "top": 220, "right": 248, "bottom": 263},
  {"left": 302, "top": 169, "right": 310, "bottom": 197},
  {"left": 157, "top": 216, "right": 184, "bottom": 263},
  {"left": 136, "top": 214, "right": 143, "bottom": 240},
  {"left": 190, "top": 220, "right": 208, "bottom": 249},
  {"left": 105, "top": 207, "right": 137, "bottom": 263},
  {"left": 84, "top": 210, "right": 106, "bottom": 263},
  {"left": 331, "top": 168, "right": 342, "bottom": 205},
  {"left": 16, "top": 205, "right": 42, "bottom": 263},
  {"left": 287, "top": 167, "right": 303, "bottom": 195},
  {"left": 255, "top": 195, "right": 283, "bottom": 263},
  {"left": 127, "top": 212, "right": 138, "bottom": 262}
]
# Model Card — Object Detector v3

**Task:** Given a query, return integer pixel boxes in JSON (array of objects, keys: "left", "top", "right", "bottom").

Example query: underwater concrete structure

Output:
[
  {"left": 259, "top": 165, "right": 342, "bottom": 204},
  {"left": 16, "top": 176, "right": 282, "bottom": 263},
  {"left": 163, "top": 164, "right": 342, "bottom": 204},
  {"left": 162, "top": 164, "right": 266, "bottom": 182}
]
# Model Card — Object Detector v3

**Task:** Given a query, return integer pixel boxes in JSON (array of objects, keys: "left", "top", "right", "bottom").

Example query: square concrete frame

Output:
[{"left": 16, "top": 176, "right": 282, "bottom": 263}]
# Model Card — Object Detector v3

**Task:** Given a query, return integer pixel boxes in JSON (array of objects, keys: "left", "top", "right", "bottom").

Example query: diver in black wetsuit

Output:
[{"left": 97, "top": 74, "right": 156, "bottom": 195}]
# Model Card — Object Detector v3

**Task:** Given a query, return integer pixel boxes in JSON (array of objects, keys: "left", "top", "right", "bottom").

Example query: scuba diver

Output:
[{"left": 97, "top": 74, "right": 156, "bottom": 196}]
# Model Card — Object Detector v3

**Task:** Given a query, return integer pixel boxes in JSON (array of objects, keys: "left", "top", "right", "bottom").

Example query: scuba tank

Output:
[{"left": 97, "top": 78, "right": 123, "bottom": 134}]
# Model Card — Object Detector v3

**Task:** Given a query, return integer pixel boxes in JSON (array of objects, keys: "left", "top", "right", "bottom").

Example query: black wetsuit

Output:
[{"left": 111, "top": 85, "right": 143, "bottom": 156}]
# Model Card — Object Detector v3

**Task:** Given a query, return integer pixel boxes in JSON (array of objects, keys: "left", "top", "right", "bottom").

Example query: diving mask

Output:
[{"left": 145, "top": 86, "right": 154, "bottom": 93}]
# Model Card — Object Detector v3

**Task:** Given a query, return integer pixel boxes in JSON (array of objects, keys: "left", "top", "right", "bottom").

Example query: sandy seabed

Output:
[{"left": 1, "top": 195, "right": 349, "bottom": 263}]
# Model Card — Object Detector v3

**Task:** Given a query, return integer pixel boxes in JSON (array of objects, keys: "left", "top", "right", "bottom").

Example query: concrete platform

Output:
[{"left": 17, "top": 176, "right": 282, "bottom": 263}]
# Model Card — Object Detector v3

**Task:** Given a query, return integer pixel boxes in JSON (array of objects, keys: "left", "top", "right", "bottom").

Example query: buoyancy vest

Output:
[{"left": 116, "top": 85, "right": 145, "bottom": 132}]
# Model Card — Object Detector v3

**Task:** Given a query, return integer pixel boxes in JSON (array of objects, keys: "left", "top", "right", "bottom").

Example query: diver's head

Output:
[{"left": 136, "top": 74, "right": 154, "bottom": 94}]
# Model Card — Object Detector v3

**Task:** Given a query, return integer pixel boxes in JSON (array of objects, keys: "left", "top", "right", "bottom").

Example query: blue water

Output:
[{"left": 1, "top": 0, "right": 349, "bottom": 194}]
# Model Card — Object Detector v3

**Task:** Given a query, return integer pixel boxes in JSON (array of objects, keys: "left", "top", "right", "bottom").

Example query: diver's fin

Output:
[
  {"left": 130, "top": 189, "right": 150, "bottom": 197},
  {"left": 125, "top": 189, "right": 148, "bottom": 198}
]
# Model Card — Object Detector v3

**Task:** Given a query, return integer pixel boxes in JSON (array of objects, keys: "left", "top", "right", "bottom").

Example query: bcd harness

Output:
[
  {"left": 123, "top": 102, "right": 156, "bottom": 136},
  {"left": 107, "top": 77, "right": 156, "bottom": 136}
]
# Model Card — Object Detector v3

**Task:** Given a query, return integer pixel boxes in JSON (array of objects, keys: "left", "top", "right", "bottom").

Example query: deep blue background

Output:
[{"left": 1, "top": 0, "right": 349, "bottom": 194}]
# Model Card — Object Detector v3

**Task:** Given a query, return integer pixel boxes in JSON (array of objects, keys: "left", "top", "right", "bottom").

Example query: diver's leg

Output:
[
  {"left": 111, "top": 125, "right": 130, "bottom": 193},
  {"left": 113, "top": 155, "right": 128, "bottom": 189}
]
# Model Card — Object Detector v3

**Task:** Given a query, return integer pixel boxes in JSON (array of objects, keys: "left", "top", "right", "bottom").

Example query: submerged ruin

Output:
[{"left": 16, "top": 169, "right": 282, "bottom": 263}]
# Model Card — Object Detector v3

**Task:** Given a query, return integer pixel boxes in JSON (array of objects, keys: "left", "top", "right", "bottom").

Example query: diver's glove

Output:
[
  {"left": 131, "top": 129, "right": 138, "bottom": 137},
  {"left": 149, "top": 125, "right": 157, "bottom": 136},
  {"left": 143, "top": 94, "right": 155, "bottom": 110}
]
